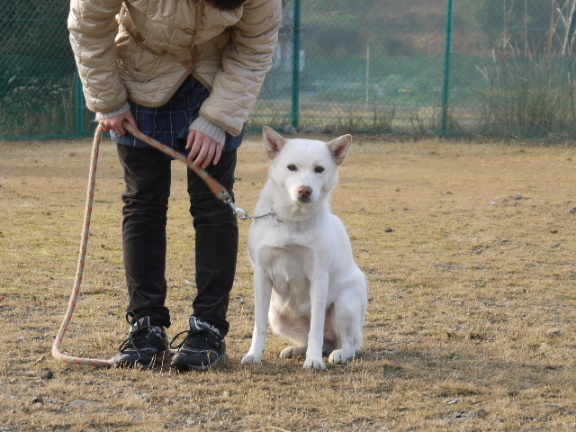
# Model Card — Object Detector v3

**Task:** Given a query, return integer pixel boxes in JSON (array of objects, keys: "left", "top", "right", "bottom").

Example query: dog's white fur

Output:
[{"left": 241, "top": 127, "right": 368, "bottom": 370}]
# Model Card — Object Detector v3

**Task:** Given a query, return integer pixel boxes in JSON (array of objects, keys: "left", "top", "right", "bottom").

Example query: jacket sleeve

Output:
[
  {"left": 68, "top": 0, "right": 127, "bottom": 113},
  {"left": 199, "top": 0, "right": 282, "bottom": 136}
]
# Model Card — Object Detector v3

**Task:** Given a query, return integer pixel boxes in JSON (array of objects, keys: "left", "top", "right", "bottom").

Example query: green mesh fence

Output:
[
  {"left": 2, "top": 0, "right": 576, "bottom": 140},
  {"left": 0, "top": 0, "right": 90, "bottom": 139}
]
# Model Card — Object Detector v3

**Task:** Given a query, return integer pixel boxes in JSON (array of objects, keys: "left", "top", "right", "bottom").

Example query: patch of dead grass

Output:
[{"left": 1, "top": 135, "right": 576, "bottom": 431}]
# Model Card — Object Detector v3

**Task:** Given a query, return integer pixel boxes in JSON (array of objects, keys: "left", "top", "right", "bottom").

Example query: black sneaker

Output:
[
  {"left": 170, "top": 317, "right": 228, "bottom": 371},
  {"left": 112, "top": 316, "right": 169, "bottom": 369}
]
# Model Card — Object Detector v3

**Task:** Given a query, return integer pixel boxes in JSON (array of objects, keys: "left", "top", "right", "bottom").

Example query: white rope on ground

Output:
[{"left": 51, "top": 125, "right": 114, "bottom": 367}]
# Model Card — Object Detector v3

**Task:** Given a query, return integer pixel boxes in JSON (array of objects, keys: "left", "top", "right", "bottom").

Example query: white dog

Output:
[{"left": 241, "top": 127, "right": 368, "bottom": 370}]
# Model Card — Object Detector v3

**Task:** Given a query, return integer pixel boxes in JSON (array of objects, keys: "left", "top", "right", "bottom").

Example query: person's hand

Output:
[
  {"left": 98, "top": 111, "right": 137, "bottom": 136},
  {"left": 186, "top": 129, "right": 223, "bottom": 168}
]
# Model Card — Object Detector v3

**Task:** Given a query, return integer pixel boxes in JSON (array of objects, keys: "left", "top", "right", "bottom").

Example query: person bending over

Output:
[{"left": 68, "top": 0, "right": 282, "bottom": 371}]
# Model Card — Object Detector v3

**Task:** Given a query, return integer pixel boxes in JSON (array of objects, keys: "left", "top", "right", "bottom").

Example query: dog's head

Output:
[{"left": 262, "top": 127, "right": 352, "bottom": 206}]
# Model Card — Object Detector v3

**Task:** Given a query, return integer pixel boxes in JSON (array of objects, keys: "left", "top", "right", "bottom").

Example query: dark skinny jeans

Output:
[{"left": 116, "top": 143, "right": 238, "bottom": 336}]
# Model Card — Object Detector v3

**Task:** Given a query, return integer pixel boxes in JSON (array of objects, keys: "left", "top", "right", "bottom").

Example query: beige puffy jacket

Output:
[{"left": 68, "top": 0, "right": 282, "bottom": 136}]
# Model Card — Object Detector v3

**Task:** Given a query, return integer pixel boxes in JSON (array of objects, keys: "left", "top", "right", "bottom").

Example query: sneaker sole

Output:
[
  {"left": 114, "top": 349, "right": 170, "bottom": 370},
  {"left": 170, "top": 353, "right": 229, "bottom": 372}
]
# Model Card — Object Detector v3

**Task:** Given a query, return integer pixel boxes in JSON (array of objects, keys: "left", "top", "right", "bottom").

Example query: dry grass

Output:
[{"left": 1, "top": 134, "right": 576, "bottom": 431}]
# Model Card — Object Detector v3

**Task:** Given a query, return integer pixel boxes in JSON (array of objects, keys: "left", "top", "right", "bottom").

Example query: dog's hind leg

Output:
[
  {"left": 327, "top": 290, "right": 365, "bottom": 364},
  {"left": 279, "top": 345, "right": 307, "bottom": 359},
  {"left": 269, "top": 304, "right": 310, "bottom": 359}
]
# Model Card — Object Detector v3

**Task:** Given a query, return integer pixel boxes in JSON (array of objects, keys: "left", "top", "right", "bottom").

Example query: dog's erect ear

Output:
[
  {"left": 263, "top": 126, "right": 287, "bottom": 159},
  {"left": 326, "top": 134, "right": 352, "bottom": 166}
]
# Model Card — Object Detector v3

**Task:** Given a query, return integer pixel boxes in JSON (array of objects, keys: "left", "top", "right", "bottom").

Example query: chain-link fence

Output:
[{"left": 2, "top": 0, "right": 576, "bottom": 140}]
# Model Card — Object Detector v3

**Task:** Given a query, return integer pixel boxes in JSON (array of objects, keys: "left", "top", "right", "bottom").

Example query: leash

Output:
[
  {"left": 51, "top": 126, "right": 114, "bottom": 367},
  {"left": 51, "top": 123, "right": 272, "bottom": 368},
  {"left": 122, "top": 122, "right": 255, "bottom": 219}
]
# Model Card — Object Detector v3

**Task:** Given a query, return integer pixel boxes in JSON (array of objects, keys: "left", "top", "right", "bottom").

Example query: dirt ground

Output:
[{"left": 1, "top": 133, "right": 576, "bottom": 431}]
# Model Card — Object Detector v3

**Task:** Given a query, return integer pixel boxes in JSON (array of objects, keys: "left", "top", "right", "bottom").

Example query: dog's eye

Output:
[
  {"left": 314, "top": 166, "right": 325, "bottom": 174},
  {"left": 287, "top": 164, "right": 298, "bottom": 172}
]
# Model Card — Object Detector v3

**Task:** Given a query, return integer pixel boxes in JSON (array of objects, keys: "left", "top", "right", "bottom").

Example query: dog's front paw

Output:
[
  {"left": 328, "top": 349, "right": 355, "bottom": 364},
  {"left": 241, "top": 353, "right": 263, "bottom": 365},
  {"left": 303, "top": 357, "right": 326, "bottom": 371}
]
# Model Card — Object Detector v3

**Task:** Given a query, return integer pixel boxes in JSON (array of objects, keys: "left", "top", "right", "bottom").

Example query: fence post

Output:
[
  {"left": 76, "top": 74, "right": 85, "bottom": 135},
  {"left": 291, "top": 0, "right": 301, "bottom": 130},
  {"left": 441, "top": 0, "right": 455, "bottom": 136}
]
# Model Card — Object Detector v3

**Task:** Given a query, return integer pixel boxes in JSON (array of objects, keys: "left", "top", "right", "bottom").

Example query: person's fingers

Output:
[
  {"left": 185, "top": 130, "right": 196, "bottom": 151},
  {"left": 191, "top": 138, "right": 210, "bottom": 168},
  {"left": 123, "top": 112, "right": 138, "bottom": 132},
  {"left": 187, "top": 142, "right": 199, "bottom": 163},
  {"left": 197, "top": 142, "right": 216, "bottom": 169},
  {"left": 99, "top": 112, "right": 135, "bottom": 136},
  {"left": 186, "top": 131, "right": 220, "bottom": 167},
  {"left": 99, "top": 119, "right": 112, "bottom": 132},
  {"left": 115, "top": 118, "right": 126, "bottom": 136},
  {"left": 213, "top": 144, "right": 223, "bottom": 166},
  {"left": 186, "top": 131, "right": 200, "bottom": 161}
]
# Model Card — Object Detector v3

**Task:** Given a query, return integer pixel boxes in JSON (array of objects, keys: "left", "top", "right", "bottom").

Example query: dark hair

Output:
[{"left": 204, "top": 0, "right": 248, "bottom": 11}]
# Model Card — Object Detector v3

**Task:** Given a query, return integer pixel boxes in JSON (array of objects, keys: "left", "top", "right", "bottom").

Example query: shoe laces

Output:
[
  {"left": 169, "top": 329, "right": 219, "bottom": 352},
  {"left": 118, "top": 317, "right": 155, "bottom": 357}
]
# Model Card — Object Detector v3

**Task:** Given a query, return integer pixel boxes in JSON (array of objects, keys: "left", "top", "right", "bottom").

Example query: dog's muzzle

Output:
[{"left": 297, "top": 186, "right": 312, "bottom": 203}]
